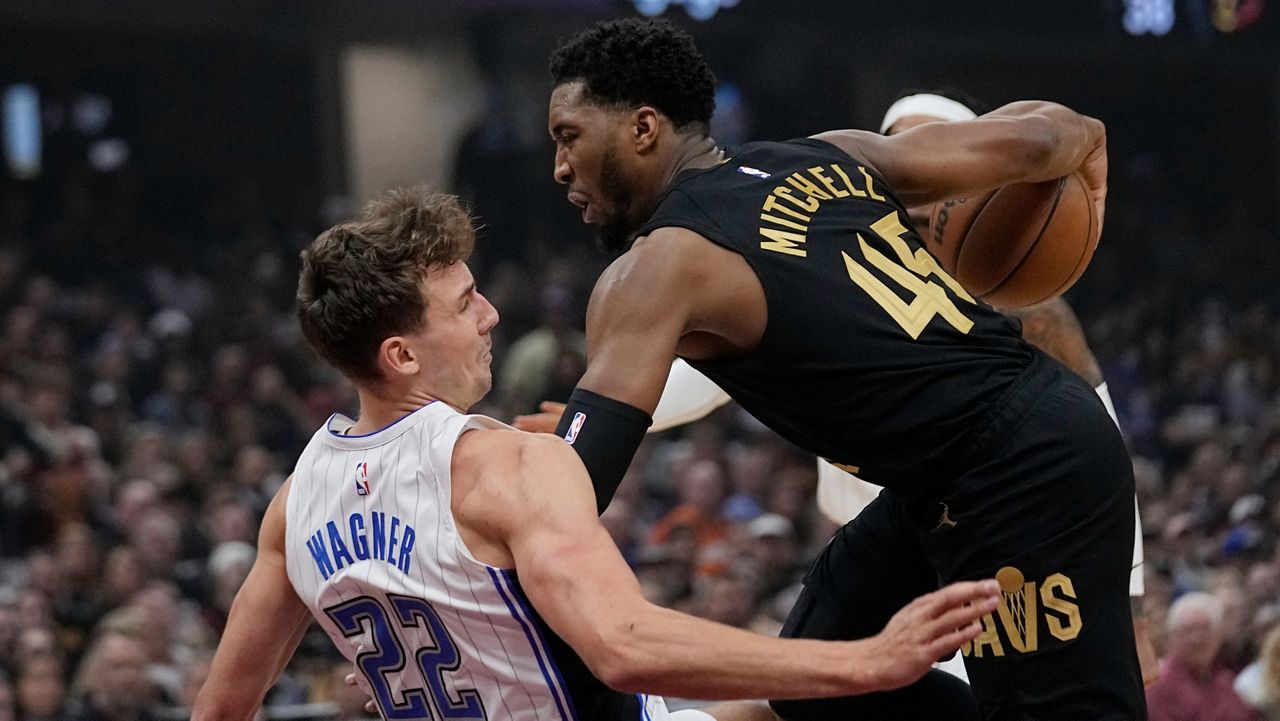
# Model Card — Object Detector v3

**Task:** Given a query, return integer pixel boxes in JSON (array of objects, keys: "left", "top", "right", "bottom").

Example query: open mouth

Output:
[{"left": 568, "top": 192, "right": 594, "bottom": 223}]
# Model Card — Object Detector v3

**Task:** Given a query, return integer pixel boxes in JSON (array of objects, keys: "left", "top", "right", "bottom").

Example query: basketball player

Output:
[
  {"left": 539, "top": 18, "right": 1144, "bottom": 720},
  {"left": 516, "top": 88, "right": 1160, "bottom": 689},
  {"left": 189, "top": 187, "right": 1001, "bottom": 721}
]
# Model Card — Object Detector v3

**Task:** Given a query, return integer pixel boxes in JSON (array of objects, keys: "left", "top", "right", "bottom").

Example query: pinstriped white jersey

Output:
[{"left": 285, "top": 401, "right": 669, "bottom": 721}]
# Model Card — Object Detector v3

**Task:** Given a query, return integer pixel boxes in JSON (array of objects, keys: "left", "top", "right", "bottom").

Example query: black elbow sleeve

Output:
[{"left": 554, "top": 388, "right": 652, "bottom": 515}]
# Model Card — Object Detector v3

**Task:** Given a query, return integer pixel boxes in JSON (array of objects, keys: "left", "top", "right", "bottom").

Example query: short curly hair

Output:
[
  {"left": 296, "top": 187, "right": 475, "bottom": 384},
  {"left": 549, "top": 18, "right": 716, "bottom": 133}
]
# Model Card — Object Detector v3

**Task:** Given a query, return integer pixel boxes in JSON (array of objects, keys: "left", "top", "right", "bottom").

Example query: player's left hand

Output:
[
  {"left": 1078, "top": 119, "right": 1107, "bottom": 236},
  {"left": 344, "top": 643, "right": 378, "bottom": 715},
  {"left": 512, "top": 401, "right": 566, "bottom": 434}
]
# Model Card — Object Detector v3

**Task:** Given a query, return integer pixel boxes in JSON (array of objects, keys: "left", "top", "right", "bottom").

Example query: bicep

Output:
[
  {"left": 577, "top": 250, "right": 692, "bottom": 414},
  {"left": 500, "top": 439, "right": 649, "bottom": 661}
]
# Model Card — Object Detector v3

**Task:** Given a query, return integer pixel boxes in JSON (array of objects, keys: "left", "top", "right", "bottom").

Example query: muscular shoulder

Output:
[
  {"left": 588, "top": 228, "right": 724, "bottom": 330},
  {"left": 452, "top": 430, "right": 592, "bottom": 525},
  {"left": 596, "top": 229, "right": 715, "bottom": 298}
]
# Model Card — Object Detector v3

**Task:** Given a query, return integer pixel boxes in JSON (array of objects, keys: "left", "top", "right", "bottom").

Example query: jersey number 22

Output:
[{"left": 326, "top": 594, "right": 486, "bottom": 721}]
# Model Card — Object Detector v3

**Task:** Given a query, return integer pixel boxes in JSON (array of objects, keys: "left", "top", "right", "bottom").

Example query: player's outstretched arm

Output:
[
  {"left": 458, "top": 431, "right": 1000, "bottom": 700},
  {"left": 192, "top": 477, "right": 313, "bottom": 721},
  {"left": 812, "top": 101, "right": 1106, "bottom": 221}
]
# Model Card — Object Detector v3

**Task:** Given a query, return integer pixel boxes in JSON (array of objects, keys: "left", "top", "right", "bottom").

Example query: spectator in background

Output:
[
  {"left": 744, "top": 512, "right": 802, "bottom": 601},
  {"left": 14, "top": 657, "right": 65, "bottom": 721},
  {"left": 496, "top": 284, "right": 585, "bottom": 416},
  {"left": 1146, "top": 592, "right": 1259, "bottom": 721},
  {"left": 648, "top": 458, "right": 731, "bottom": 577},
  {"left": 69, "top": 631, "right": 155, "bottom": 721},
  {"left": 0, "top": 672, "right": 13, "bottom": 721}
]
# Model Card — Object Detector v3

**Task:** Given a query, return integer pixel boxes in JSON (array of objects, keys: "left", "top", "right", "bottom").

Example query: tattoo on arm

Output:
[{"left": 1005, "top": 298, "right": 1104, "bottom": 386}]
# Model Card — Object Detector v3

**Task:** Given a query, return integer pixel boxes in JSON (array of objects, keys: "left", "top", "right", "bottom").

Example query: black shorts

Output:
[{"left": 776, "top": 353, "right": 1146, "bottom": 721}]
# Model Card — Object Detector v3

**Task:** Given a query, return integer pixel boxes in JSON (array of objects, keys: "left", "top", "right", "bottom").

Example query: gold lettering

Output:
[
  {"left": 774, "top": 187, "right": 820, "bottom": 213},
  {"left": 827, "top": 461, "right": 860, "bottom": 474},
  {"left": 760, "top": 214, "right": 808, "bottom": 232},
  {"left": 762, "top": 194, "right": 811, "bottom": 221},
  {"left": 1040, "top": 573, "right": 1083, "bottom": 642},
  {"left": 808, "top": 166, "right": 849, "bottom": 198},
  {"left": 831, "top": 164, "right": 867, "bottom": 198},
  {"left": 868, "top": 213, "right": 976, "bottom": 304},
  {"left": 963, "top": 614, "right": 1005, "bottom": 658},
  {"left": 760, "top": 227, "right": 807, "bottom": 257},
  {"left": 786, "top": 173, "right": 833, "bottom": 201},
  {"left": 858, "top": 166, "right": 886, "bottom": 201},
  {"left": 994, "top": 582, "right": 1040, "bottom": 653}
]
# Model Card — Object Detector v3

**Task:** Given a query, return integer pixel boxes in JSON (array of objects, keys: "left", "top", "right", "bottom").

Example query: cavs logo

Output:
[
  {"left": 961, "top": 566, "right": 1083, "bottom": 658},
  {"left": 354, "top": 462, "right": 370, "bottom": 496}
]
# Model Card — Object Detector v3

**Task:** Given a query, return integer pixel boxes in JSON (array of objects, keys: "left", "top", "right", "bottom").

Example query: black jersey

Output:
[{"left": 636, "top": 138, "right": 1037, "bottom": 499}]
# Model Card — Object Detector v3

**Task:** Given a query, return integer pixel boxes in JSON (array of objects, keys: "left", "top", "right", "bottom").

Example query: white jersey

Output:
[{"left": 286, "top": 401, "right": 670, "bottom": 721}]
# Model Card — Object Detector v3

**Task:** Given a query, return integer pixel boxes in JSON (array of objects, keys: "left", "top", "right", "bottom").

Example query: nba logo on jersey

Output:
[
  {"left": 737, "top": 165, "right": 771, "bottom": 179},
  {"left": 564, "top": 412, "right": 586, "bottom": 445},
  {"left": 354, "top": 462, "right": 370, "bottom": 495}
]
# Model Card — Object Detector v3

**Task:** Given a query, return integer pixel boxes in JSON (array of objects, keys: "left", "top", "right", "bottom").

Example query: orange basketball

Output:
[{"left": 926, "top": 171, "right": 1100, "bottom": 309}]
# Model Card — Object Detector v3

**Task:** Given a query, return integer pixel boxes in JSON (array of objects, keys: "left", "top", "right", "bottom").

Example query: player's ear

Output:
[
  {"left": 632, "top": 106, "right": 661, "bottom": 153},
  {"left": 378, "top": 336, "right": 421, "bottom": 379}
]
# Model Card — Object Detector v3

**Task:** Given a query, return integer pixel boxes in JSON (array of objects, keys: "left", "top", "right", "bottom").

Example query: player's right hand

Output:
[
  {"left": 512, "top": 401, "right": 566, "bottom": 434},
  {"left": 861, "top": 579, "right": 1000, "bottom": 692}
]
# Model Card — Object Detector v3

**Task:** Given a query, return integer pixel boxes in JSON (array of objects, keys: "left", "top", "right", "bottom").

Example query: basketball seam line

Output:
[
  {"left": 946, "top": 189, "right": 1000, "bottom": 277},
  {"left": 982, "top": 176, "right": 1068, "bottom": 301},
  {"left": 1045, "top": 173, "right": 1097, "bottom": 299}
]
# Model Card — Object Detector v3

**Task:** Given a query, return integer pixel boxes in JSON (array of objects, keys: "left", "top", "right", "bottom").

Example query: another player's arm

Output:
[
  {"left": 192, "top": 476, "right": 312, "bottom": 721},
  {"left": 459, "top": 431, "right": 1000, "bottom": 700},
  {"left": 1004, "top": 297, "right": 1104, "bottom": 386},
  {"left": 551, "top": 235, "right": 702, "bottom": 510},
  {"left": 813, "top": 101, "right": 1106, "bottom": 218}
]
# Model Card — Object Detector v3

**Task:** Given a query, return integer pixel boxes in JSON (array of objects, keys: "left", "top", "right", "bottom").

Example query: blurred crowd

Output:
[{"left": 0, "top": 93, "right": 1279, "bottom": 721}]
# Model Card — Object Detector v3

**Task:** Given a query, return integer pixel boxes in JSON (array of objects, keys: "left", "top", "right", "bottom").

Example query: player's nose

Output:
[
  {"left": 477, "top": 292, "right": 499, "bottom": 333},
  {"left": 553, "top": 148, "right": 572, "bottom": 185}
]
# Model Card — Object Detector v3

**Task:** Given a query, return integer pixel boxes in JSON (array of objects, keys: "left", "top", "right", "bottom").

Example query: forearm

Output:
[
  {"left": 193, "top": 604, "right": 309, "bottom": 721},
  {"left": 601, "top": 605, "right": 874, "bottom": 700},
  {"left": 193, "top": 491, "right": 310, "bottom": 721},
  {"left": 985, "top": 101, "right": 1104, "bottom": 184}
]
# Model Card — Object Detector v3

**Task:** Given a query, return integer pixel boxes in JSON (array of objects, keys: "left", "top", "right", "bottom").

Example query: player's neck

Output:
[
  {"left": 348, "top": 385, "right": 455, "bottom": 435},
  {"left": 663, "top": 134, "right": 722, "bottom": 188}
]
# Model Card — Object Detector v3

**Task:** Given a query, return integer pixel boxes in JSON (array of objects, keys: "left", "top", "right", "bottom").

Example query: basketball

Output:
[{"left": 926, "top": 171, "right": 1100, "bottom": 309}]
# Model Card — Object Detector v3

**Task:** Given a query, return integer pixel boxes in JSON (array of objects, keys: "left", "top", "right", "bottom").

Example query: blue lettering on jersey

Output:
[
  {"left": 350, "top": 513, "right": 370, "bottom": 560},
  {"left": 328, "top": 521, "right": 356, "bottom": 570},
  {"left": 305, "top": 513, "right": 415, "bottom": 579},
  {"left": 372, "top": 512, "right": 387, "bottom": 561},
  {"left": 398, "top": 526, "right": 415, "bottom": 575},
  {"left": 306, "top": 530, "right": 335, "bottom": 580}
]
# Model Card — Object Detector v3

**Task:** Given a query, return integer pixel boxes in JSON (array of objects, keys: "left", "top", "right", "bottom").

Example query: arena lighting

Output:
[
  {"left": 2, "top": 83, "right": 41, "bottom": 179},
  {"left": 634, "top": 0, "right": 739, "bottom": 21},
  {"left": 1123, "top": 0, "right": 1176, "bottom": 35}
]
